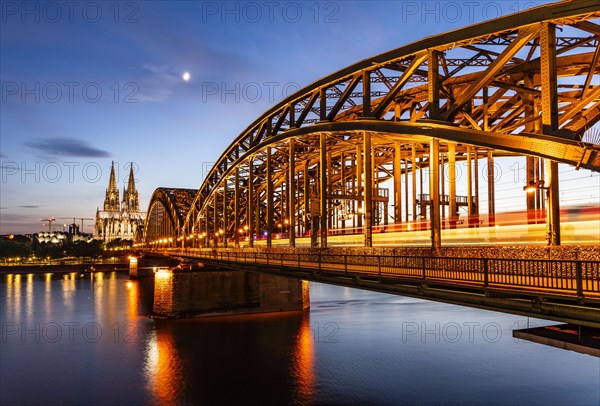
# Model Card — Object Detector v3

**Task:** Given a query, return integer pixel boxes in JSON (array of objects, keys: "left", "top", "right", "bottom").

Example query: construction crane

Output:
[
  {"left": 39, "top": 217, "right": 56, "bottom": 232},
  {"left": 55, "top": 217, "right": 95, "bottom": 232}
]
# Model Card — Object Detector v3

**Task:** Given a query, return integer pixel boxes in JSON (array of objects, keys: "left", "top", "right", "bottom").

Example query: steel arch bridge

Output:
[
  {"left": 144, "top": 188, "right": 197, "bottom": 246},
  {"left": 143, "top": 0, "right": 600, "bottom": 250}
]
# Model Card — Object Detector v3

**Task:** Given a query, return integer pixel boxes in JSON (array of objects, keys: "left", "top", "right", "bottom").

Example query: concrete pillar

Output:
[
  {"left": 129, "top": 256, "right": 138, "bottom": 279},
  {"left": 153, "top": 268, "right": 310, "bottom": 319}
]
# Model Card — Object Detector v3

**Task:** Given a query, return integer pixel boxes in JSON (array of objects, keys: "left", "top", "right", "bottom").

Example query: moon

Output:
[{"left": 182, "top": 72, "right": 191, "bottom": 81}]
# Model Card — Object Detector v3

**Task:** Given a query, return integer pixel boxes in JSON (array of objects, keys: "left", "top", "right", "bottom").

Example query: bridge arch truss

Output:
[{"left": 144, "top": 0, "right": 600, "bottom": 249}]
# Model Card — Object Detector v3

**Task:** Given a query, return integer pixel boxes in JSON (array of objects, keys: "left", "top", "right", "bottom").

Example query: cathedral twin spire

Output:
[{"left": 102, "top": 161, "right": 139, "bottom": 213}]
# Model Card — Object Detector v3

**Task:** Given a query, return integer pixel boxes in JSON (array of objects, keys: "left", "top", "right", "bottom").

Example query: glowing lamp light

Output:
[
  {"left": 155, "top": 268, "right": 172, "bottom": 279},
  {"left": 523, "top": 180, "right": 547, "bottom": 193}
]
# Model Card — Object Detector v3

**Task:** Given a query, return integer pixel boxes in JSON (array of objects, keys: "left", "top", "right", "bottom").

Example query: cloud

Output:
[
  {"left": 137, "top": 64, "right": 181, "bottom": 102},
  {"left": 25, "top": 138, "right": 109, "bottom": 158},
  {"left": 19, "top": 205, "right": 38, "bottom": 209}
]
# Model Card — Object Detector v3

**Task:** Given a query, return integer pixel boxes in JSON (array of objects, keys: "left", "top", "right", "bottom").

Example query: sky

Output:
[{"left": 1, "top": 0, "right": 598, "bottom": 235}]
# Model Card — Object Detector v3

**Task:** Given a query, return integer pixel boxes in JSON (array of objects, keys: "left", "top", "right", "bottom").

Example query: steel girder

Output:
[
  {"left": 144, "top": 188, "right": 196, "bottom": 243},
  {"left": 182, "top": 0, "right": 600, "bottom": 238}
]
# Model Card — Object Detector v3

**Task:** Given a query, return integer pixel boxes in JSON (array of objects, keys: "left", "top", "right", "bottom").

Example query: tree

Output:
[
  {"left": 0, "top": 239, "right": 32, "bottom": 260},
  {"left": 67, "top": 240, "right": 102, "bottom": 260}
]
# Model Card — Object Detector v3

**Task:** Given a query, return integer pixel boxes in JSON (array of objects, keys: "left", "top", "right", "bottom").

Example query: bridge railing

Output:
[{"left": 162, "top": 249, "right": 600, "bottom": 298}]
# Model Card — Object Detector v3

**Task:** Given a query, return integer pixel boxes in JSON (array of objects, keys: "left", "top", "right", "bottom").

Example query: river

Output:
[{"left": 1, "top": 271, "right": 598, "bottom": 405}]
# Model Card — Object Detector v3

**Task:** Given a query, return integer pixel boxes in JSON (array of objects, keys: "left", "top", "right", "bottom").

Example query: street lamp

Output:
[{"left": 523, "top": 179, "right": 560, "bottom": 246}]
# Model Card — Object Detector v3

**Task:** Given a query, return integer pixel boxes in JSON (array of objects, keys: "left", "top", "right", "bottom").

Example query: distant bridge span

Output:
[{"left": 142, "top": 0, "right": 600, "bottom": 250}]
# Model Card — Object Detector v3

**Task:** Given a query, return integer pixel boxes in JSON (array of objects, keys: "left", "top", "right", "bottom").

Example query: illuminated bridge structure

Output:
[
  {"left": 139, "top": 1, "right": 600, "bottom": 327},
  {"left": 143, "top": 1, "right": 600, "bottom": 251}
]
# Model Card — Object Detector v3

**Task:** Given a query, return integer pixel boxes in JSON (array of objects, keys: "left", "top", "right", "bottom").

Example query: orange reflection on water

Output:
[
  {"left": 45, "top": 273, "right": 53, "bottom": 318},
  {"left": 25, "top": 274, "right": 33, "bottom": 319},
  {"left": 13, "top": 274, "right": 21, "bottom": 317},
  {"left": 5, "top": 274, "right": 13, "bottom": 316},
  {"left": 125, "top": 280, "right": 138, "bottom": 321},
  {"left": 144, "top": 328, "right": 183, "bottom": 405},
  {"left": 292, "top": 314, "right": 315, "bottom": 403}
]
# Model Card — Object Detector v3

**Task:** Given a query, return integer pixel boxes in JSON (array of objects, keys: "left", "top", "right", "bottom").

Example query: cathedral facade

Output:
[{"left": 94, "top": 162, "right": 146, "bottom": 242}]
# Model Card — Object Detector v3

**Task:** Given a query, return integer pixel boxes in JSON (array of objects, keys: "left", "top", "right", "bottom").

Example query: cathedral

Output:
[{"left": 94, "top": 162, "right": 146, "bottom": 242}]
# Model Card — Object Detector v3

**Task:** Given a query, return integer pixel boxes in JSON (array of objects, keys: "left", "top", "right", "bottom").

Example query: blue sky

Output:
[{"left": 1, "top": 0, "right": 597, "bottom": 234}]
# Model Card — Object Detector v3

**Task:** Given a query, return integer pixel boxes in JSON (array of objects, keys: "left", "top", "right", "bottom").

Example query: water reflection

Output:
[
  {"left": 44, "top": 273, "right": 52, "bottom": 319},
  {"left": 25, "top": 274, "right": 33, "bottom": 319},
  {"left": 1, "top": 273, "right": 598, "bottom": 405},
  {"left": 292, "top": 315, "right": 315, "bottom": 404},
  {"left": 144, "top": 329, "right": 183, "bottom": 405},
  {"left": 144, "top": 311, "right": 314, "bottom": 405}
]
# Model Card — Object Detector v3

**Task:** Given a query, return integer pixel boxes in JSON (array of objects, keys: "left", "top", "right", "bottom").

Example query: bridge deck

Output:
[{"left": 147, "top": 248, "right": 600, "bottom": 328}]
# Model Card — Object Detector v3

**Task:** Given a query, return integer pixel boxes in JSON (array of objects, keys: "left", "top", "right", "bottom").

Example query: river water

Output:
[{"left": 1, "top": 271, "right": 598, "bottom": 405}]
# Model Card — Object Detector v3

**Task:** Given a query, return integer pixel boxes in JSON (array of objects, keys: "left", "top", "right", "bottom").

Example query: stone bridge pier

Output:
[{"left": 152, "top": 266, "right": 309, "bottom": 319}]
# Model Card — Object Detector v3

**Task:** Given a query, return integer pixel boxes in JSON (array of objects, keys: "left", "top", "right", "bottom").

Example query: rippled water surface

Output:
[{"left": 1, "top": 271, "right": 598, "bottom": 405}]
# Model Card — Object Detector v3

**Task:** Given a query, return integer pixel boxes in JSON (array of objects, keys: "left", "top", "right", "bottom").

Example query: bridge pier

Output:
[
  {"left": 129, "top": 256, "right": 138, "bottom": 279},
  {"left": 153, "top": 268, "right": 309, "bottom": 319}
]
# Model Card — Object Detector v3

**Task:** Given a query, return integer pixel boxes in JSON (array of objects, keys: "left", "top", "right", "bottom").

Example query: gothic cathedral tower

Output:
[
  {"left": 94, "top": 162, "right": 146, "bottom": 242},
  {"left": 103, "top": 162, "right": 120, "bottom": 211},
  {"left": 122, "top": 164, "right": 139, "bottom": 212}
]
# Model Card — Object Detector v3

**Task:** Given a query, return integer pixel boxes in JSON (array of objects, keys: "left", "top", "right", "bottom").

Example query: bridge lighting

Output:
[
  {"left": 155, "top": 268, "right": 172, "bottom": 279},
  {"left": 523, "top": 180, "right": 547, "bottom": 193}
]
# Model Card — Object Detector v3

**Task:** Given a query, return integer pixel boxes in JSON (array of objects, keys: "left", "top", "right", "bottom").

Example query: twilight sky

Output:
[{"left": 1, "top": 0, "right": 598, "bottom": 234}]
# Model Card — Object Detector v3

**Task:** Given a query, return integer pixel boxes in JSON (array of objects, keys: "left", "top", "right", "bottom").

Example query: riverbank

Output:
[{"left": 0, "top": 262, "right": 128, "bottom": 274}]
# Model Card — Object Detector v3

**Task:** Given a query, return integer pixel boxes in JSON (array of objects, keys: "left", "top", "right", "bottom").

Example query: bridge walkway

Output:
[{"left": 149, "top": 248, "right": 600, "bottom": 328}]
